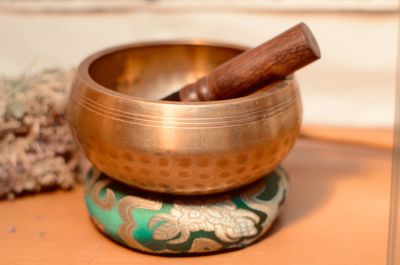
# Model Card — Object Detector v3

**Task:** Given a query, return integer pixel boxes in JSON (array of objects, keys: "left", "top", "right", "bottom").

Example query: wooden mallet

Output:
[{"left": 163, "top": 22, "right": 320, "bottom": 101}]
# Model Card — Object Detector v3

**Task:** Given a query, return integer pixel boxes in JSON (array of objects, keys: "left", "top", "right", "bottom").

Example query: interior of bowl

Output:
[{"left": 88, "top": 42, "right": 244, "bottom": 100}]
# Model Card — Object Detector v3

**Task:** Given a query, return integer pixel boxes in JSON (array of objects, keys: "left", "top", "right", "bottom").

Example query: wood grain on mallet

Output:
[{"left": 178, "top": 23, "right": 321, "bottom": 101}]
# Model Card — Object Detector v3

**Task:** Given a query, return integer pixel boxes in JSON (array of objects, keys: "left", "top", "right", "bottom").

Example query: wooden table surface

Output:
[{"left": 0, "top": 130, "right": 393, "bottom": 264}]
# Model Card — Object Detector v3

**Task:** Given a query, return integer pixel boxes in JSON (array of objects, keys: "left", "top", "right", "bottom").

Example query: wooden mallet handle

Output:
[{"left": 179, "top": 23, "right": 320, "bottom": 101}]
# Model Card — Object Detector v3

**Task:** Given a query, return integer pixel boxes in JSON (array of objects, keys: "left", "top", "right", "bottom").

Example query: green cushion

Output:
[{"left": 84, "top": 167, "right": 289, "bottom": 254}]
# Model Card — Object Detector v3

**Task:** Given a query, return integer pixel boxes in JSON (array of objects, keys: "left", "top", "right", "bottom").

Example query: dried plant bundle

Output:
[{"left": 0, "top": 68, "right": 88, "bottom": 199}]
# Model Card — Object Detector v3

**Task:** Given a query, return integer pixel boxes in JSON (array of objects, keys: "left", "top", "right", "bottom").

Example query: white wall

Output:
[{"left": 0, "top": 11, "right": 397, "bottom": 127}]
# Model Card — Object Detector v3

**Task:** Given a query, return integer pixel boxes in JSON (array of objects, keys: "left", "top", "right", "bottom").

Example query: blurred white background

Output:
[{"left": 0, "top": 0, "right": 397, "bottom": 127}]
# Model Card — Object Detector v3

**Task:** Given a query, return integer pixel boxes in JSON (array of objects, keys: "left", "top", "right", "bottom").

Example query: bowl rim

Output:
[{"left": 77, "top": 40, "right": 295, "bottom": 107}]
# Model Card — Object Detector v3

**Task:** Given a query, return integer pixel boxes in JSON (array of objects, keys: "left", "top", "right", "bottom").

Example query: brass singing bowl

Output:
[{"left": 67, "top": 41, "right": 302, "bottom": 195}]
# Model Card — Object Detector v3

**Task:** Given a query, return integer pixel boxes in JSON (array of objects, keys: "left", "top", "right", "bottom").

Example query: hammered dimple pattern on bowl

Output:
[{"left": 82, "top": 132, "right": 296, "bottom": 194}]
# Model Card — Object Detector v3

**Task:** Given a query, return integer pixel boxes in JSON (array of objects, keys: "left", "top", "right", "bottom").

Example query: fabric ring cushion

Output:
[{"left": 84, "top": 166, "right": 289, "bottom": 254}]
